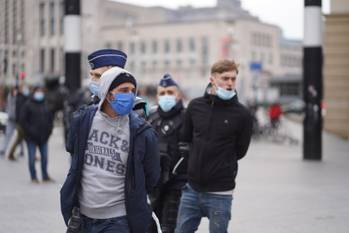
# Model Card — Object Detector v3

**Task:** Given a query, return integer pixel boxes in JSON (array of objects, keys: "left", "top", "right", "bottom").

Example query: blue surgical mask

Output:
[
  {"left": 109, "top": 92, "right": 135, "bottom": 116},
  {"left": 33, "top": 91, "right": 45, "bottom": 102},
  {"left": 216, "top": 87, "right": 236, "bottom": 100},
  {"left": 22, "top": 87, "right": 30, "bottom": 96},
  {"left": 88, "top": 80, "right": 100, "bottom": 96},
  {"left": 158, "top": 95, "right": 177, "bottom": 112}
]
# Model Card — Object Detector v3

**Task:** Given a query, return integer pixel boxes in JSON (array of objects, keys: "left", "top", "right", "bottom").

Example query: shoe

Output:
[
  {"left": 31, "top": 178, "right": 39, "bottom": 184},
  {"left": 42, "top": 177, "right": 55, "bottom": 183},
  {"left": 8, "top": 156, "right": 17, "bottom": 161}
]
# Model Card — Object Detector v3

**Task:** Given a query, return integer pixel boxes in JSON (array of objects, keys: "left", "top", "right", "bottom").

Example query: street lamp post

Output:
[
  {"left": 64, "top": 0, "right": 81, "bottom": 92},
  {"left": 303, "top": 0, "right": 323, "bottom": 161}
]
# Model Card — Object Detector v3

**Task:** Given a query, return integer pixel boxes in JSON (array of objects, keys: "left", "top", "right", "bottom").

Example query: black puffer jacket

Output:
[
  {"left": 181, "top": 91, "right": 252, "bottom": 192},
  {"left": 20, "top": 98, "right": 53, "bottom": 145}
]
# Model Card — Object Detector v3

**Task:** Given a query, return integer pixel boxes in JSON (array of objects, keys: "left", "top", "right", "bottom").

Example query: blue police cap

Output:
[
  {"left": 159, "top": 74, "right": 178, "bottom": 87},
  {"left": 87, "top": 49, "right": 127, "bottom": 69}
]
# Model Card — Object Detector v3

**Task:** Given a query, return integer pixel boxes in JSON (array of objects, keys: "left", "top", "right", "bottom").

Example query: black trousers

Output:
[{"left": 149, "top": 187, "right": 182, "bottom": 233}]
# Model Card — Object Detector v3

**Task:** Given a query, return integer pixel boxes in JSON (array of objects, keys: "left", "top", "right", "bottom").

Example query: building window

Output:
[
  {"left": 260, "top": 52, "right": 265, "bottom": 64},
  {"left": 140, "top": 41, "right": 146, "bottom": 54},
  {"left": 129, "top": 42, "right": 135, "bottom": 54},
  {"left": 152, "top": 40, "right": 158, "bottom": 54},
  {"left": 49, "top": 2, "right": 55, "bottom": 36},
  {"left": 105, "top": 42, "right": 112, "bottom": 48},
  {"left": 128, "top": 61, "right": 135, "bottom": 71},
  {"left": 176, "top": 39, "right": 183, "bottom": 53},
  {"left": 164, "top": 39, "right": 170, "bottom": 53},
  {"left": 60, "top": 1, "right": 64, "bottom": 34},
  {"left": 12, "top": 0, "right": 18, "bottom": 44},
  {"left": 116, "top": 41, "right": 123, "bottom": 51},
  {"left": 201, "top": 36, "right": 209, "bottom": 65},
  {"left": 20, "top": 0, "right": 25, "bottom": 43},
  {"left": 40, "top": 49, "right": 45, "bottom": 73},
  {"left": 3, "top": 50, "right": 8, "bottom": 75},
  {"left": 141, "top": 61, "right": 146, "bottom": 70},
  {"left": 12, "top": 63, "right": 16, "bottom": 77},
  {"left": 268, "top": 53, "right": 273, "bottom": 65},
  {"left": 39, "top": 3, "right": 45, "bottom": 37},
  {"left": 152, "top": 60, "right": 157, "bottom": 69},
  {"left": 4, "top": 0, "right": 9, "bottom": 44},
  {"left": 189, "top": 37, "right": 195, "bottom": 52},
  {"left": 176, "top": 59, "right": 182, "bottom": 67},
  {"left": 251, "top": 51, "right": 256, "bottom": 61},
  {"left": 50, "top": 48, "right": 55, "bottom": 73}
]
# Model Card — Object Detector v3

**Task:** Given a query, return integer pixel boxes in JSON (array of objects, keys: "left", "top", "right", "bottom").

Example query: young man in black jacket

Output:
[{"left": 175, "top": 59, "right": 252, "bottom": 233}]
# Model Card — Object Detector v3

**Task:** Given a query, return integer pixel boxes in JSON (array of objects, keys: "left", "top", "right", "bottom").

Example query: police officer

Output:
[
  {"left": 63, "top": 49, "right": 127, "bottom": 145},
  {"left": 148, "top": 74, "right": 188, "bottom": 233}
]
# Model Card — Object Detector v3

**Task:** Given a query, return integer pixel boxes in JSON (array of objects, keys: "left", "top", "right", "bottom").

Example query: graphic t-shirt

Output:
[{"left": 79, "top": 111, "right": 130, "bottom": 219}]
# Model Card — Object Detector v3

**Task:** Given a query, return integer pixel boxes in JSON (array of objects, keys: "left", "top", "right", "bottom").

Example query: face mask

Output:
[
  {"left": 88, "top": 80, "right": 100, "bottom": 96},
  {"left": 109, "top": 92, "right": 135, "bottom": 116},
  {"left": 216, "top": 86, "right": 236, "bottom": 100},
  {"left": 33, "top": 92, "right": 45, "bottom": 102},
  {"left": 22, "top": 87, "right": 30, "bottom": 96},
  {"left": 158, "top": 95, "right": 177, "bottom": 112}
]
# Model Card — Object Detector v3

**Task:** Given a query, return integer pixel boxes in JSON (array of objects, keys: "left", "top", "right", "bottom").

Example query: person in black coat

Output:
[
  {"left": 148, "top": 74, "right": 188, "bottom": 233},
  {"left": 175, "top": 59, "right": 252, "bottom": 233},
  {"left": 20, "top": 86, "right": 54, "bottom": 183}
]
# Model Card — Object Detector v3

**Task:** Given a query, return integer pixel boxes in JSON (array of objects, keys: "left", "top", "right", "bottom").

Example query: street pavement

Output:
[{"left": 0, "top": 119, "right": 348, "bottom": 233}]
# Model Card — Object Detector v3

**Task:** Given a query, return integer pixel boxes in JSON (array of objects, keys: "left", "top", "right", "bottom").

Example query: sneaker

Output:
[
  {"left": 31, "top": 178, "right": 39, "bottom": 184},
  {"left": 42, "top": 177, "right": 55, "bottom": 183}
]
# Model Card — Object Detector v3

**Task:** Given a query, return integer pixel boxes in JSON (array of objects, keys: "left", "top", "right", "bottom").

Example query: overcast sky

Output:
[{"left": 112, "top": 0, "right": 330, "bottom": 40}]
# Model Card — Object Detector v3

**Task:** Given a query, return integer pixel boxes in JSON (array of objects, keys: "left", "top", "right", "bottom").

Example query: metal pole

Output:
[
  {"left": 64, "top": 0, "right": 81, "bottom": 92},
  {"left": 303, "top": 0, "right": 323, "bottom": 160}
]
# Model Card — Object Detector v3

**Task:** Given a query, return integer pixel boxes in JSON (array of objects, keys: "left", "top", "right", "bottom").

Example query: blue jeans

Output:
[
  {"left": 26, "top": 141, "right": 48, "bottom": 180},
  {"left": 81, "top": 215, "right": 129, "bottom": 233},
  {"left": 175, "top": 184, "right": 233, "bottom": 233}
]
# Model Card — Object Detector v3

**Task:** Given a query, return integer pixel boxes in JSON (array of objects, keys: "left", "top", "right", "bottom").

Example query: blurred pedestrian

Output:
[
  {"left": 7, "top": 84, "right": 30, "bottom": 159},
  {"left": 60, "top": 67, "right": 160, "bottom": 233},
  {"left": 268, "top": 102, "right": 282, "bottom": 129},
  {"left": 148, "top": 74, "right": 188, "bottom": 233},
  {"left": 133, "top": 96, "right": 149, "bottom": 119},
  {"left": 175, "top": 59, "right": 253, "bottom": 233},
  {"left": 20, "top": 85, "right": 54, "bottom": 183},
  {"left": 0, "top": 86, "right": 22, "bottom": 160}
]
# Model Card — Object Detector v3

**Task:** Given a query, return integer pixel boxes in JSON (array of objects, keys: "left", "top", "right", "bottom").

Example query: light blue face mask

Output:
[
  {"left": 33, "top": 92, "right": 45, "bottom": 102},
  {"left": 109, "top": 92, "right": 135, "bottom": 116},
  {"left": 216, "top": 86, "right": 236, "bottom": 100},
  {"left": 158, "top": 95, "right": 177, "bottom": 112},
  {"left": 22, "top": 87, "right": 30, "bottom": 96},
  {"left": 88, "top": 80, "right": 100, "bottom": 96}
]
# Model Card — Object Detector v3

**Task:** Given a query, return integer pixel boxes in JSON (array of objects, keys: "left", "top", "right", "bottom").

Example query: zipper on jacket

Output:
[{"left": 198, "top": 98, "right": 214, "bottom": 189}]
